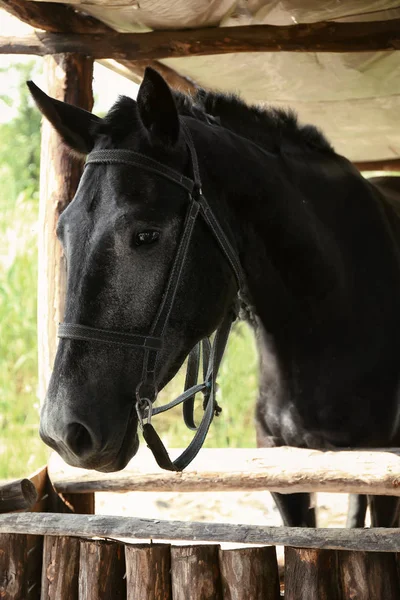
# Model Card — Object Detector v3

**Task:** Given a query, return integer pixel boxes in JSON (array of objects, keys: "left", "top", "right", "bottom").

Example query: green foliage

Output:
[
  {"left": 0, "top": 61, "right": 41, "bottom": 199},
  {"left": 0, "top": 60, "right": 49, "bottom": 478}
]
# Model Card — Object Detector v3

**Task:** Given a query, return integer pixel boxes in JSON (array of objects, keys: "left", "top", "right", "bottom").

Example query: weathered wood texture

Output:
[
  {"left": 3, "top": 0, "right": 400, "bottom": 54},
  {"left": 2, "top": 513, "right": 400, "bottom": 552},
  {"left": 106, "top": 59, "right": 197, "bottom": 93},
  {"left": 48, "top": 447, "right": 400, "bottom": 496},
  {"left": 37, "top": 52, "right": 93, "bottom": 401},
  {"left": 0, "top": 0, "right": 106, "bottom": 33},
  {"left": 171, "top": 545, "right": 223, "bottom": 600},
  {"left": 2, "top": 18, "right": 400, "bottom": 60},
  {"left": 2, "top": 18, "right": 400, "bottom": 59},
  {"left": 0, "top": 0, "right": 196, "bottom": 92},
  {"left": 79, "top": 539, "right": 126, "bottom": 599},
  {"left": 41, "top": 535, "right": 80, "bottom": 599},
  {"left": 219, "top": 546, "right": 280, "bottom": 600},
  {"left": 37, "top": 53, "right": 95, "bottom": 517},
  {"left": 0, "top": 534, "right": 43, "bottom": 600},
  {"left": 0, "top": 478, "right": 37, "bottom": 513},
  {"left": 125, "top": 543, "right": 171, "bottom": 600},
  {"left": 355, "top": 158, "right": 400, "bottom": 172},
  {"left": 285, "top": 547, "right": 340, "bottom": 600},
  {"left": 29, "top": 466, "right": 49, "bottom": 512},
  {"left": 339, "top": 550, "right": 400, "bottom": 599}
]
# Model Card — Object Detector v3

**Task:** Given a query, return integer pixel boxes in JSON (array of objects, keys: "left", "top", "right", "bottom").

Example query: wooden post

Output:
[
  {"left": 171, "top": 545, "right": 223, "bottom": 600},
  {"left": 41, "top": 535, "right": 80, "bottom": 599},
  {"left": 339, "top": 551, "right": 400, "bottom": 599},
  {"left": 37, "top": 53, "right": 95, "bottom": 515},
  {"left": 0, "top": 534, "right": 43, "bottom": 600},
  {"left": 0, "top": 478, "right": 37, "bottom": 513},
  {"left": 284, "top": 547, "right": 340, "bottom": 600},
  {"left": 125, "top": 543, "right": 171, "bottom": 600},
  {"left": 79, "top": 539, "right": 126, "bottom": 599},
  {"left": 219, "top": 546, "right": 280, "bottom": 600}
]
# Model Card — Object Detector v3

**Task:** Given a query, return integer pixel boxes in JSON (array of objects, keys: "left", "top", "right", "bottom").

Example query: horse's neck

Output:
[{"left": 230, "top": 147, "right": 350, "bottom": 340}]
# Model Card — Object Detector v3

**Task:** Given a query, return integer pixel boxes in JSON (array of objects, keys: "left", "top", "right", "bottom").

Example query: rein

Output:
[{"left": 58, "top": 119, "right": 246, "bottom": 471}]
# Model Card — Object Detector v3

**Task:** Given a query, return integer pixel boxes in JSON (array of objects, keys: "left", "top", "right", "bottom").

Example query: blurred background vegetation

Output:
[{"left": 0, "top": 59, "right": 258, "bottom": 479}]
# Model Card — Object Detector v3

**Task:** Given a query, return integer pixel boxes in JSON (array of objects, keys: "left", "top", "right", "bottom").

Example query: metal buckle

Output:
[{"left": 135, "top": 397, "right": 153, "bottom": 430}]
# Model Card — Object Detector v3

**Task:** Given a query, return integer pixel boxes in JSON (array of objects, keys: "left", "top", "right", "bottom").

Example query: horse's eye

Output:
[{"left": 135, "top": 230, "right": 160, "bottom": 246}]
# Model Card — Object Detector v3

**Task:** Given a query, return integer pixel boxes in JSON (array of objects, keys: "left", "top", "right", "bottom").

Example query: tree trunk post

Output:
[
  {"left": 219, "top": 546, "right": 280, "bottom": 600},
  {"left": 339, "top": 551, "right": 400, "bottom": 599},
  {"left": 171, "top": 545, "right": 223, "bottom": 600},
  {"left": 0, "top": 533, "right": 43, "bottom": 600},
  {"left": 284, "top": 547, "right": 340, "bottom": 600},
  {"left": 125, "top": 543, "right": 172, "bottom": 600},
  {"left": 79, "top": 539, "right": 126, "bottom": 599},
  {"left": 37, "top": 52, "right": 95, "bottom": 514},
  {"left": 41, "top": 535, "right": 80, "bottom": 599}
]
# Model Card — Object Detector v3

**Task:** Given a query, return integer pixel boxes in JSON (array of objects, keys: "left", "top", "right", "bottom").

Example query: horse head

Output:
[{"left": 29, "top": 68, "right": 239, "bottom": 471}]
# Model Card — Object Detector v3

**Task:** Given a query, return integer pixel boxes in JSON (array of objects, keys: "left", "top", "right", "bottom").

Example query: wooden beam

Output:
[
  {"left": 37, "top": 53, "right": 93, "bottom": 400},
  {"left": 0, "top": 478, "right": 38, "bottom": 513},
  {"left": 354, "top": 158, "right": 400, "bottom": 172},
  {"left": 48, "top": 447, "right": 400, "bottom": 496},
  {"left": 0, "top": 0, "right": 106, "bottom": 33},
  {"left": 38, "top": 53, "right": 96, "bottom": 517},
  {"left": 0, "top": 0, "right": 196, "bottom": 92},
  {"left": 0, "top": 34, "right": 48, "bottom": 54},
  {"left": 1, "top": 19, "right": 400, "bottom": 60},
  {"left": 1, "top": 512, "right": 400, "bottom": 552},
  {"left": 111, "top": 59, "right": 197, "bottom": 94}
]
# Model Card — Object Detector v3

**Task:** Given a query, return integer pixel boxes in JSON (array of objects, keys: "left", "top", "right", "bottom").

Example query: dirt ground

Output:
[{"left": 97, "top": 489, "right": 350, "bottom": 530}]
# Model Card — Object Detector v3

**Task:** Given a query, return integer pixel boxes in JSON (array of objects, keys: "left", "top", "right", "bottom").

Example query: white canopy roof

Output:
[{"left": 32, "top": 0, "right": 400, "bottom": 162}]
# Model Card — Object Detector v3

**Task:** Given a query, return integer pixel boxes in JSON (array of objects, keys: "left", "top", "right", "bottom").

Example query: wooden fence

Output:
[
  {"left": 2, "top": 447, "right": 400, "bottom": 599},
  {"left": 2, "top": 512, "right": 400, "bottom": 599}
]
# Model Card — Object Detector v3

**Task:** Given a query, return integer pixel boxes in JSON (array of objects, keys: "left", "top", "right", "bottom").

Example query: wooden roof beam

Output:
[
  {"left": 0, "top": 0, "right": 197, "bottom": 93},
  {"left": 354, "top": 158, "right": 400, "bottom": 172},
  {"left": 1, "top": 19, "right": 400, "bottom": 60}
]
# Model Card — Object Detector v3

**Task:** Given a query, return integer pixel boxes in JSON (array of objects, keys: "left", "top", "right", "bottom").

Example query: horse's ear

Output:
[
  {"left": 27, "top": 81, "right": 101, "bottom": 155},
  {"left": 136, "top": 67, "right": 180, "bottom": 145}
]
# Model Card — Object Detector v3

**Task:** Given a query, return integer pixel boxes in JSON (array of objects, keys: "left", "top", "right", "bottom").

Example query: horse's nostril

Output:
[{"left": 66, "top": 422, "right": 95, "bottom": 458}]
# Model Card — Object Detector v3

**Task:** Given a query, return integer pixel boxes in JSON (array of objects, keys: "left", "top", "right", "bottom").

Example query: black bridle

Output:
[{"left": 58, "top": 119, "right": 246, "bottom": 471}]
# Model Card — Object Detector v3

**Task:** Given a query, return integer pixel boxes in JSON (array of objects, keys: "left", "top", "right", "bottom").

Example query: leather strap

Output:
[
  {"left": 86, "top": 149, "right": 195, "bottom": 195},
  {"left": 58, "top": 323, "right": 162, "bottom": 350},
  {"left": 142, "top": 312, "right": 233, "bottom": 471},
  {"left": 183, "top": 342, "right": 201, "bottom": 430}
]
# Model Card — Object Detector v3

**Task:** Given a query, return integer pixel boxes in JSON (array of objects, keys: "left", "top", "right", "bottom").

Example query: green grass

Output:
[{"left": 0, "top": 187, "right": 50, "bottom": 479}]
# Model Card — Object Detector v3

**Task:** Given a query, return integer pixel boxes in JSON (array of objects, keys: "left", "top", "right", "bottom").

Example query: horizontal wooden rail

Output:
[
  {"left": 1, "top": 19, "right": 400, "bottom": 60},
  {"left": 0, "top": 512, "right": 400, "bottom": 552},
  {"left": 49, "top": 447, "right": 400, "bottom": 496},
  {"left": 0, "top": 0, "right": 196, "bottom": 93},
  {"left": 355, "top": 158, "right": 400, "bottom": 172}
]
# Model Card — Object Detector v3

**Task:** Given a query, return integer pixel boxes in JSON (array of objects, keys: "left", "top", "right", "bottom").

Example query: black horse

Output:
[{"left": 29, "top": 68, "right": 400, "bottom": 528}]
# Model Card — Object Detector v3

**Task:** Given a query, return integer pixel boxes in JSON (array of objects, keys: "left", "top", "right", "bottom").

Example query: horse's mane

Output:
[
  {"left": 100, "top": 88, "right": 334, "bottom": 154},
  {"left": 173, "top": 88, "right": 334, "bottom": 154}
]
